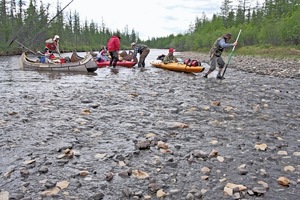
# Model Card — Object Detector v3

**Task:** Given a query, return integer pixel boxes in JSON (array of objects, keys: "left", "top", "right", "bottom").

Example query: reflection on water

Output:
[
  {"left": 36, "top": 71, "right": 98, "bottom": 80},
  {"left": 138, "top": 67, "right": 148, "bottom": 72},
  {"left": 110, "top": 68, "right": 119, "bottom": 75}
]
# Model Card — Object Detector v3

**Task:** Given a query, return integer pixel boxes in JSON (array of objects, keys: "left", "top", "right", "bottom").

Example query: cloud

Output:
[{"left": 41, "top": 0, "right": 264, "bottom": 40}]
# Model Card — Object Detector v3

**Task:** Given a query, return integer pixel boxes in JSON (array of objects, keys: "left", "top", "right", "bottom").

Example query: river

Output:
[{"left": 0, "top": 49, "right": 299, "bottom": 199}]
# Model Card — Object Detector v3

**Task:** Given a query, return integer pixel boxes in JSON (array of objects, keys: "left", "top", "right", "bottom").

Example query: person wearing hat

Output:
[
  {"left": 131, "top": 42, "right": 150, "bottom": 68},
  {"left": 203, "top": 33, "right": 237, "bottom": 79},
  {"left": 107, "top": 35, "right": 121, "bottom": 68},
  {"left": 43, "top": 35, "right": 61, "bottom": 58},
  {"left": 163, "top": 48, "right": 178, "bottom": 64}
]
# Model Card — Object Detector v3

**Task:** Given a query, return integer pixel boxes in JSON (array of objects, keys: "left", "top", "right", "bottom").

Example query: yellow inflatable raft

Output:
[{"left": 150, "top": 60, "right": 205, "bottom": 73}]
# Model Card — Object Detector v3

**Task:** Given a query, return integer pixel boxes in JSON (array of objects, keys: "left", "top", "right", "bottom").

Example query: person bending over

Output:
[{"left": 131, "top": 42, "right": 150, "bottom": 68}]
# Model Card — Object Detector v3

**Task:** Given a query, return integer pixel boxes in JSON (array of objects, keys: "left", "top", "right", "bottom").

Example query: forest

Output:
[{"left": 0, "top": 0, "right": 299, "bottom": 55}]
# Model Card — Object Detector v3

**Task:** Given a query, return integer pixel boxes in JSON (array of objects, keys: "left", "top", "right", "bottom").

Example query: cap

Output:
[
  {"left": 131, "top": 42, "right": 136, "bottom": 47},
  {"left": 169, "top": 48, "right": 175, "bottom": 53},
  {"left": 54, "top": 35, "right": 60, "bottom": 40},
  {"left": 224, "top": 33, "right": 232, "bottom": 39}
]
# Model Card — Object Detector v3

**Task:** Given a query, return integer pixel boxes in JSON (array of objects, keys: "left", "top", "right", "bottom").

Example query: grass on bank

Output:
[
  {"left": 237, "top": 45, "right": 300, "bottom": 60},
  {"left": 199, "top": 45, "right": 300, "bottom": 61}
]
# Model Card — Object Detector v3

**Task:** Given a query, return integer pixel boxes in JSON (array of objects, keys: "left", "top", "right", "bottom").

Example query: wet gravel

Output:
[
  {"left": 179, "top": 51, "right": 300, "bottom": 79},
  {"left": 0, "top": 50, "right": 299, "bottom": 199}
]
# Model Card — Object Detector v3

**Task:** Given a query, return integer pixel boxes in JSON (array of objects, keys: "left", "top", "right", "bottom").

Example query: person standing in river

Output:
[
  {"left": 203, "top": 33, "right": 237, "bottom": 79},
  {"left": 42, "top": 35, "right": 61, "bottom": 59},
  {"left": 107, "top": 35, "right": 121, "bottom": 68},
  {"left": 131, "top": 42, "right": 150, "bottom": 68}
]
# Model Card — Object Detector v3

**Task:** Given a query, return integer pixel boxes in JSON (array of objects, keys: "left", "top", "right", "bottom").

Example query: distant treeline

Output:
[
  {"left": 145, "top": 0, "right": 300, "bottom": 51},
  {"left": 0, "top": 0, "right": 142, "bottom": 54},
  {"left": 0, "top": 0, "right": 299, "bottom": 55}
]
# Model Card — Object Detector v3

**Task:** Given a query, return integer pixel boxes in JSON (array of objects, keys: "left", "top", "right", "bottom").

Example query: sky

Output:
[{"left": 42, "top": 0, "right": 264, "bottom": 40}]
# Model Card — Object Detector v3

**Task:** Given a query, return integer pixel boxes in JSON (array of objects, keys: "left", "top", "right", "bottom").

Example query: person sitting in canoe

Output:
[
  {"left": 163, "top": 48, "right": 178, "bottom": 64},
  {"left": 96, "top": 46, "right": 110, "bottom": 62}
]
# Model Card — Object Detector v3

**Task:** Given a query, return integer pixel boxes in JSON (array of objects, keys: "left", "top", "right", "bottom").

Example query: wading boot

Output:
[{"left": 216, "top": 74, "right": 225, "bottom": 79}]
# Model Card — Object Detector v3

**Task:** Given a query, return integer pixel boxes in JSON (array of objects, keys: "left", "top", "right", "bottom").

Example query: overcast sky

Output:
[{"left": 43, "top": 0, "right": 263, "bottom": 40}]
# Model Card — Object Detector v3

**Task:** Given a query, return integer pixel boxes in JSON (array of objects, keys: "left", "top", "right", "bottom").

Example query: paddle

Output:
[
  {"left": 221, "top": 29, "right": 242, "bottom": 78},
  {"left": 9, "top": 37, "right": 40, "bottom": 55}
]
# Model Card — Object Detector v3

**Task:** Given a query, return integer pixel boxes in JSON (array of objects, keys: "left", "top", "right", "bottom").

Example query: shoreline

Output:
[
  {"left": 178, "top": 51, "right": 300, "bottom": 79},
  {"left": 2, "top": 50, "right": 299, "bottom": 78}
]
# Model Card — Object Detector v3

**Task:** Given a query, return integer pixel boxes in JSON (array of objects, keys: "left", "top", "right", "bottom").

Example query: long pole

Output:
[
  {"left": 13, "top": 38, "right": 38, "bottom": 55},
  {"left": 7, "top": 0, "right": 74, "bottom": 48},
  {"left": 25, "top": 0, "right": 74, "bottom": 44},
  {"left": 221, "top": 29, "right": 242, "bottom": 78}
]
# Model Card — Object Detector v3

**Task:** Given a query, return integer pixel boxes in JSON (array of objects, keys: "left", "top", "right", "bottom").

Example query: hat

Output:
[
  {"left": 224, "top": 33, "right": 232, "bottom": 39},
  {"left": 169, "top": 48, "right": 175, "bottom": 53},
  {"left": 131, "top": 42, "right": 136, "bottom": 47},
  {"left": 54, "top": 35, "right": 60, "bottom": 40}
]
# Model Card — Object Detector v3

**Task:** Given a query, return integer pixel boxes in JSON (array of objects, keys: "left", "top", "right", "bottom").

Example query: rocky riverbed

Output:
[
  {"left": 0, "top": 50, "right": 299, "bottom": 200},
  {"left": 179, "top": 51, "right": 300, "bottom": 79}
]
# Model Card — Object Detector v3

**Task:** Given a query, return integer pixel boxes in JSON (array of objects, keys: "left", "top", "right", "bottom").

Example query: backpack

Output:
[
  {"left": 157, "top": 54, "right": 165, "bottom": 61},
  {"left": 184, "top": 59, "right": 201, "bottom": 66}
]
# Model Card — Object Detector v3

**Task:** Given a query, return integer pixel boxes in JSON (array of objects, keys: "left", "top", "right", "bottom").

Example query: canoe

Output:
[
  {"left": 19, "top": 52, "right": 98, "bottom": 72},
  {"left": 150, "top": 60, "right": 205, "bottom": 73},
  {"left": 96, "top": 50, "right": 137, "bottom": 68},
  {"left": 97, "top": 60, "right": 136, "bottom": 68}
]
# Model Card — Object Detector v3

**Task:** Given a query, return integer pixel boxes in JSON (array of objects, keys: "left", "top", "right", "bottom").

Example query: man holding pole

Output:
[
  {"left": 203, "top": 32, "right": 238, "bottom": 79},
  {"left": 43, "top": 35, "right": 61, "bottom": 59}
]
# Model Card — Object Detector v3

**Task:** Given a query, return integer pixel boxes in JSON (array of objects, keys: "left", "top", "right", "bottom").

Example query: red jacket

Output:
[{"left": 107, "top": 36, "right": 120, "bottom": 52}]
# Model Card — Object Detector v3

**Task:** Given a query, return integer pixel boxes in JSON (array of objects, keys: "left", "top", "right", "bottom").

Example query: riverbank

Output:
[
  {"left": 2, "top": 47, "right": 300, "bottom": 79},
  {"left": 178, "top": 51, "right": 300, "bottom": 79}
]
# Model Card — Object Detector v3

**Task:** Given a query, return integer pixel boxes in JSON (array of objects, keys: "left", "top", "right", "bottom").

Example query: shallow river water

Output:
[{"left": 0, "top": 50, "right": 299, "bottom": 199}]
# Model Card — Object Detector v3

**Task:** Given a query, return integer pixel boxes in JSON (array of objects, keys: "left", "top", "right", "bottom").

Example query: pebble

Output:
[
  {"left": 38, "top": 166, "right": 48, "bottom": 173},
  {"left": 20, "top": 169, "right": 29, "bottom": 177}
]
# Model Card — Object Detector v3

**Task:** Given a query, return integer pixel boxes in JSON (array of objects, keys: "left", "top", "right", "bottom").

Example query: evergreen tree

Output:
[
  {"left": 0, "top": 0, "right": 8, "bottom": 43},
  {"left": 1, "top": 0, "right": 299, "bottom": 54},
  {"left": 220, "top": 0, "right": 233, "bottom": 27}
]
